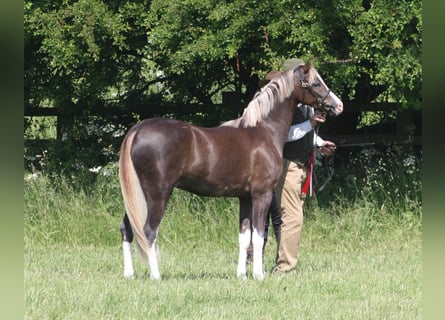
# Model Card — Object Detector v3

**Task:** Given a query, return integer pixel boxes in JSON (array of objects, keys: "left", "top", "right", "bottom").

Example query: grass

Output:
[
  {"left": 24, "top": 167, "right": 421, "bottom": 319},
  {"left": 25, "top": 243, "right": 421, "bottom": 319}
]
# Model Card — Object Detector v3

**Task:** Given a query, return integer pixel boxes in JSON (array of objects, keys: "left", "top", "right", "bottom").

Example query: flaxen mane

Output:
[{"left": 221, "top": 68, "right": 307, "bottom": 128}]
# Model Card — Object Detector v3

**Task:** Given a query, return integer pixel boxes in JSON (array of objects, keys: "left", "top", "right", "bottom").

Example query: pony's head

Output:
[
  {"left": 221, "top": 59, "right": 343, "bottom": 128},
  {"left": 285, "top": 59, "right": 343, "bottom": 116}
]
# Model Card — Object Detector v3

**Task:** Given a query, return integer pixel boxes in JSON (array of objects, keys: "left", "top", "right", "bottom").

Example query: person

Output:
[
  {"left": 247, "top": 59, "right": 335, "bottom": 264},
  {"left": 272, "top": 58, "right": 337, "bottom": 273},
  {"left": 247, "top": 59, "right": 337, "bottom": 270}
]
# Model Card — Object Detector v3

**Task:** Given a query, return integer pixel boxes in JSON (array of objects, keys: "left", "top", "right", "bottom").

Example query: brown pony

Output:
[{"left": 119, "top": 61, "right": 343, "bottom": 280}]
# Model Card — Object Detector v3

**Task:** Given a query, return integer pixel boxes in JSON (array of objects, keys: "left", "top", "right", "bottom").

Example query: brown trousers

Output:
[{"left": 275, "top": 160, "right": 307, "bottom": 272}]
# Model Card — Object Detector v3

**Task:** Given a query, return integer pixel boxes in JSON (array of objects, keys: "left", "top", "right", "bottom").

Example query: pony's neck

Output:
[{"left": 263, "top": 93, "right": 299, "bottom": 153}]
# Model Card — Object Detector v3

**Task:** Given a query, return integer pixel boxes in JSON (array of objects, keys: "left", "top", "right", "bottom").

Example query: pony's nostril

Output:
[{"left": 337, "top": 102, "right": 344, "bottom": 113}]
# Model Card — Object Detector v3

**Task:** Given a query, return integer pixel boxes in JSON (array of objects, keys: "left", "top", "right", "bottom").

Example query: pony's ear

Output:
[
  {"left": 258, "top": 79, "right": 271, "bottom": 88},
  {"left": 303, "top": 58, "right": 313, "bottom": 72}
]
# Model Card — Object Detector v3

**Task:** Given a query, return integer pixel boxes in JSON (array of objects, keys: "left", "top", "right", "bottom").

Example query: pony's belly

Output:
[{"left": 175, "top": 179, "right": 249, "bottom": 197}]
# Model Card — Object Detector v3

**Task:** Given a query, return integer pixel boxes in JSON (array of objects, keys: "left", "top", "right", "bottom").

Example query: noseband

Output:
[{"left": 297, "top": 67, "right": 333, "bottom": 115}]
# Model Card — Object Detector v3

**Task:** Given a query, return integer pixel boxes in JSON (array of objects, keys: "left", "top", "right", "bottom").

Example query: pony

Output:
[{"left": 118, "top": 60, "right": 343, "bottom": 280}]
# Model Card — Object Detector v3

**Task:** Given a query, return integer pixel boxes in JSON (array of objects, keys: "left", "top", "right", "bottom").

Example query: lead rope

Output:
[
  {"left": 314, "top": 124, "right": 335, "bottom": 192},
  {"left": 318, "top": 152, "right": 334, "bottom": 192}
]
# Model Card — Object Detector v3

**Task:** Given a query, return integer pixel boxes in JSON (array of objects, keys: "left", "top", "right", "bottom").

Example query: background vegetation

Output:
[
  {"left": 25, "top": 0, "right": 422, "bottom": 109},
  {"left": 25, "top": 0, "right": 422, "bottom": 167}
]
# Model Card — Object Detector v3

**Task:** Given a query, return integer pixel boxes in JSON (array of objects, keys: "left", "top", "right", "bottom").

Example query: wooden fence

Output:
[{"left": 24, "top": 101, "right": 421, "bottom": 147}]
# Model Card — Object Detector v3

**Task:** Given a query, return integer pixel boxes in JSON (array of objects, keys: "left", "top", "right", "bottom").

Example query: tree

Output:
[
  {"left": 24, "top": 0, "right": 422, "bottom": 169},
  {"left": 25, "top": 0, "right": 152, "bottom": 134},
  {"left": 25, "top": 0, "right": 421, "bottom": 112},
  {"left": 349, "top": 0, "right": 422, "bottom": 107}
]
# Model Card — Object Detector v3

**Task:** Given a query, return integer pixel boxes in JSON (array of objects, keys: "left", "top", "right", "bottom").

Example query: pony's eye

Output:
[{"left": 312, "top": 82, "right": 320, "bottom": 87}]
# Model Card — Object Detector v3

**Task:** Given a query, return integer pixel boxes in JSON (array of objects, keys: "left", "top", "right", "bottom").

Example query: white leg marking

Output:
[
  {"left": 148, "top": 240, "right": 161, "bottom": 280},
  {"left": 237, "top": 230, "right": 251, "bottom": 279},
  {"left": 252, "top": 228, "right": 265, "bottom": 281},
  {"left": 123, "top": 241, "right": 135, "bottom": 278}
]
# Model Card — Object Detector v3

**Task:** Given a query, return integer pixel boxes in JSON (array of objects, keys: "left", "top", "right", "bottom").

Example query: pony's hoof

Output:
[
  {"left": 237, "top": 273, "right": 247, "bottom": 280},
  {"left": 253, "top": 272, "right": 265, "bottom": 281},
  {"left": 150, "top": 274, "right": 161, "bottom": 280},
  {"left": 124, "top": 271, "right": 135, "bottom": 279}
]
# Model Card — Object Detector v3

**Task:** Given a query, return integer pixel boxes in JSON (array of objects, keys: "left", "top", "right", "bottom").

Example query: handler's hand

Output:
[
  {"left": 310, "top": 111, "right": 326, "bottom": 128},
  {"left": 320, "top": 141, "right": 336, "bottom": 156}
]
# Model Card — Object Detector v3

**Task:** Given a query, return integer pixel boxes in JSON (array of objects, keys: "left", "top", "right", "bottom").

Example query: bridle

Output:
[{"left": 296, "top": 66, "right": 334, "bottom": 116}]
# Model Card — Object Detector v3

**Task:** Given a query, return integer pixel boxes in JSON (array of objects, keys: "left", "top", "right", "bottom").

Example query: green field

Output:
[{"left": 24, "top": 167, "right": 421, "bottom": 319}]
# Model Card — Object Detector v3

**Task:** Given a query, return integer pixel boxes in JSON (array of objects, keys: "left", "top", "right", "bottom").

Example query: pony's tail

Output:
[{"left": 119, "top": 130, "right": 150, "bottom": 263}]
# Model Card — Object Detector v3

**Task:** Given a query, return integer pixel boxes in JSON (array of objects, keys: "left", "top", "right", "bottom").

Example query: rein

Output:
[
  {"left": 316, "top": 146, "right": 335, "bottom": 192},
  {"left": 313, "top": 125, "right": 335, "bottom": 192},
  {"left": 315, "top": 142, "right": 376, "bottom": 192}
]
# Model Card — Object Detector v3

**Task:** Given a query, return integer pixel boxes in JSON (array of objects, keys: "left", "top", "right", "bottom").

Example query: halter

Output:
[{"left": 296, "top": 67, "right": 334, "bottom": 115}]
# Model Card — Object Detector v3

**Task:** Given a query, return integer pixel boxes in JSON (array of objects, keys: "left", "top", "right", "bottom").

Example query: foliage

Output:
[
  {"left": 25, "top": 0, "right": 130, "bottom": 108},
  {"left": 350, "top": 0, "right": 422, "bottom": 107},
  {"left": 25, "top": 0, "right": 422, "bottom": 114},
  {"left": 24, "top": 116, "right": 57, "bottom": 139},
  {"left": 24, "top": 0, "right": 422, "bottom": 176},
  {"left": 310, "top": 145, "right": 422, "bottom": 216}
]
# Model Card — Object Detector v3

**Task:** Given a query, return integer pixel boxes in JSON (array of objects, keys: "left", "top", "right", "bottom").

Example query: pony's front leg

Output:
[
  {"left": 237, "top": 224, "right": 251, "bottom": 279},
  {"left": 122, "top": 241, "right": 135, "bottom": 278},
  {"left": 251, "top": 194, "right": 271, "bottom": 281},
  {"left": 252, "top": 228, "right": 265, "bottom": 281}
]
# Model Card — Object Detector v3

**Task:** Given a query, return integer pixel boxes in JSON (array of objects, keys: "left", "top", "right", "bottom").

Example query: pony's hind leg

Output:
[
  {"left": 120, "top": 213, "right": 135, "bottom": 278},
  {"left": 147, "top": 238, "right": 160, "bottom": 280},
  {"left": 252, "top": 227, "right": 265, "bottom": 280},
  {"left": 143, "top": 198, "right": 169, "bottom": 280},
  {"left": 251, "top": 194, "right": 272, "bottom": 281},
  {"left": 143, "top": 222, "right": 160, "bottom": 280}
]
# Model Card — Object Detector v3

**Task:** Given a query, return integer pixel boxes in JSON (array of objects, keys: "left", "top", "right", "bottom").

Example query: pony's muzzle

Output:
[{"left": 326, "top": 100, "right": 343, "bottom": 117}]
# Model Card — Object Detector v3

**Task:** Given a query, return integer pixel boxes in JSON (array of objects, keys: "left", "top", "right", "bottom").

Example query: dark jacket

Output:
[{"left": 283, "top": 105, "right": 314, "bottom": 166}]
